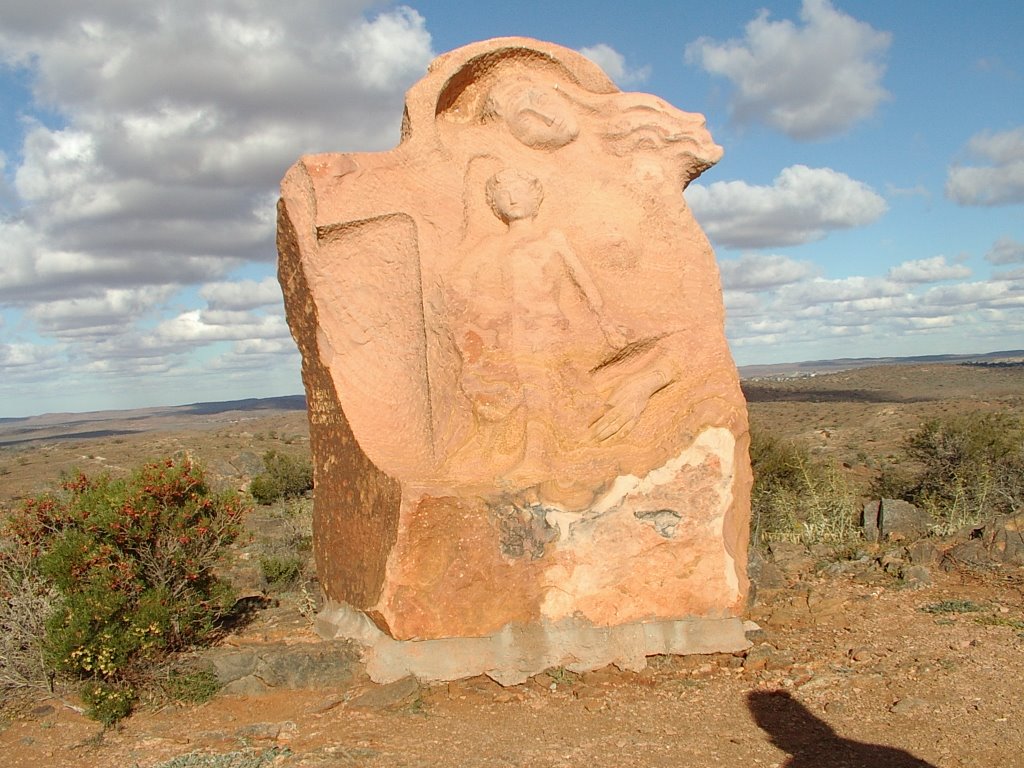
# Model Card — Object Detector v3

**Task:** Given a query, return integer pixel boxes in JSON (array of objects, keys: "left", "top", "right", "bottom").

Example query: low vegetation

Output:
[
  {"left": 0, "top": 457, "right": 245, "bottom": 724},
  {"left": 875, "top": 411, "right": 1024, "bottom": 534},
  {"left": 248, "top": 450, "right": 313, "bottom": 505},
  {"left": 751, "top": 409, "right": 1024, "bottom": 547},
  {"left": 749, "top": 430, "right": 858, "bottom": 548}
]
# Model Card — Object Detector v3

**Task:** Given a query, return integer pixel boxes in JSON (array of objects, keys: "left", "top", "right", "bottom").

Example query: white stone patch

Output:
[
  {"left": 542, "top": 426, "right": 740, "bottom": 619},
  {"left": 591, "top": 427, "right": 734, "bottom": 514}
]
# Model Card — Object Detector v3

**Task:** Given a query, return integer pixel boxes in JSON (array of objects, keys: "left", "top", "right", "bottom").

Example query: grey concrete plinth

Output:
[{"left": 315, "top": 601, "right": 750, "bottom": 685}]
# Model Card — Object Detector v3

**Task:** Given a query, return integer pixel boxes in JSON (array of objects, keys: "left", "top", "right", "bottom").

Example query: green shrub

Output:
[
  {"left": 877, "top": 411, "right": 1024, "bottom": 534},
  {"left": 159, "top": 667, "right": 221, "bottom": 705},
  {"left": 2, "top": 457, "right": 245, "bottom": 723},
  {"left": 81, "top": 680, "right": 135, "bottom": 726},
  {"left": 259, "top": 554, "right": 303, "bottom": 591},
  {"left": 248, "top": 450, "right": 313, "bottom": 505},
  {"left": 749, "top": 430, "right": 858, "bottom": 547}
]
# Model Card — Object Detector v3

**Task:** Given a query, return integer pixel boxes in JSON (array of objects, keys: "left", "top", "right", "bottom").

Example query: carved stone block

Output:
[{"left": 277, "top": 37, "right": 752, "bottom": 682}]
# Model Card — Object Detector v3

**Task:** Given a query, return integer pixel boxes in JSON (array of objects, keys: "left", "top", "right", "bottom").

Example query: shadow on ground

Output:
[{"left": 748, "top": 691, "right": 936, "bottom": 767}]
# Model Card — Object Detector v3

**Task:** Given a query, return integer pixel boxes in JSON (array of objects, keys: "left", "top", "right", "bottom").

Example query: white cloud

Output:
[
  {"left": 687, "top": 164, "right": 887, "bottom": 248},
  {"left": 887, "top": 256, "right": 971, "bottom": 284},
  {"left": 719, "top": 254, "right": 815, "bottom": 291},
  {"left": 946, "top": 127, "right": 1024, "bottom": 206},
  {"left": 985, "top": 236, "right": 1024, "bottom": 265},
  {"left": 578, "top": 43, "right": 650, "bottom": 85},
  {"left": 686, "top": 0, "right": 890, "bottom": 140},
  {"left": 26, "top": 287, "right": 175, "bottom": 338},
  {"left": 0, "top": 2, "right": 434, "bottom": 412},
  {"left": 0, "top": 2, "right": 434, "bottom": 305},
  {"left": 151, "top": 309, "right": 290, "bottom": 346},
  {"left": 776, "top": 276, "right": 904, "bottom": 305},
  {"left": 724, "top": 265, "right": 1024, "bottom": 362},
  {"left": 200, "top": 278, "right": 283, "bottom": 311}
]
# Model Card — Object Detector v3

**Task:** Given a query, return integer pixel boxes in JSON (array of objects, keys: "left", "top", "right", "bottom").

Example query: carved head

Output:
[
  {"left": 484, "top": 80, "right": 580, "bottom": 150},
  {"left": 486, "top": 169, "right": 544, "bottom": 223}
]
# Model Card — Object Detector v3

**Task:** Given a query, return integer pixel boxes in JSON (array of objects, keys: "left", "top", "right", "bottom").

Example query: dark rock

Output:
[
  {"left": 906, "top": 539, "right": 939, "bottom": 566},
  {"left": 862, "top": 500, "right": 881, "bottom": 542},
  {"left": 902, "top": 565, "right": 932, "bottom": 586},
  {"left": 768, "top": 541, "right": 815, "bottom": 577},
  {"left": 348, "top": 676, "right": 421, "bottom": 709},
  {"left": 864, "top": 499, "right": 930, "bottom": 542},
  {"left": 208, "top": 640, "right": 360, "bottom": 694}
]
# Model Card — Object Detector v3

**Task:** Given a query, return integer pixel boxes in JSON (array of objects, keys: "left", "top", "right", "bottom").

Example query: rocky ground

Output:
[
  {"left": 2, "top": 554, "right": 1021, "bottom": 768},
  {"left": 1, "top": 362, "right": 1022, "bottom": 768}
]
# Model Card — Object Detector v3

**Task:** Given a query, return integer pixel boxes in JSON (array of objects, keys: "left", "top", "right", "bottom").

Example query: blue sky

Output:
[{"left": 1, "top": 0, "right": 1022, "bottom": 417}]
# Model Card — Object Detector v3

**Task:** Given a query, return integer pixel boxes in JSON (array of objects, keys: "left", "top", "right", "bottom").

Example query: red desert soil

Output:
[{"left": 1, "top": 362, "right": 1022, "bottom": 767}]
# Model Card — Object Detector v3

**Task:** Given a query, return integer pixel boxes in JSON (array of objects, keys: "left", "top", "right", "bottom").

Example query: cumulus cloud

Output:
[
  {"left": 724, "top": 263, "right": 1024, "bottom": 361},
  {"left": 200, "top": 277, "right": 283, "bottom": 311},
  {"left": 946, "top": 127, "right": 1024, "bottom": 206},
  {"left": 685, "top": 0, "right": 890, "bottom": 140},
  {"left": 578, "top": 43, "right": 651, "bottom": 85},
  {"left": 887, "top": 256, "right": 971, "bottom": 284},
  {"left": 687, "top": 164, "right": 887, "bottom": 248},
  {"left": 0, "top": 1, "right": 434, "bottom": 411},
  {"left": 719, "top": 254, "right": 815, "bottom": 291},
  {"left": 0, "top": 1, "right": 433, "bottom": 311},
  {"left": 986, "top": 236, "right": 1024, "bottom": 265}
]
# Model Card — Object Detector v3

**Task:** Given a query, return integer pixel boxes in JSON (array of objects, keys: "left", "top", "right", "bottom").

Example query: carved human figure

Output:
[{"left": 446, "top": 169, "right": 630, "bottom": 488}]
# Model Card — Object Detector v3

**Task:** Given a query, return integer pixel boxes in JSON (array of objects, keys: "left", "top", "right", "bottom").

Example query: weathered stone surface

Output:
[{"left": 278, "top": 37, "right": 750, "bottom": 679}]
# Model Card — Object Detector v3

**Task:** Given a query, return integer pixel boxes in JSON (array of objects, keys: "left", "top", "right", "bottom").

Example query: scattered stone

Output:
[
  {"left": 902, "top": 564, "right": 932, "bottom": 586},
  {"left": 890, "top": 696, "right": 929, "bottom": 715},
  {"left": 235, "top": 721, "right": 298, "bottom": 742},
  {"left": 349, "top": 676, "right": 421, "bottom": 710},
  {"left": 743, "top": 644, "right": 778, "bottom": 672}
]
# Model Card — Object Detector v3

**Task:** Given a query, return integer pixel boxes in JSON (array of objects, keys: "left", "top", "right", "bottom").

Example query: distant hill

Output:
[
  {"left": 0, "top": 395, "right": 307, "bottom": 447},
  {"left": 738, "top": 349, "right": 1024, "bottom": 379},
  {"left": 4, "top": 350, "right": 1022, "bottom": 445}
]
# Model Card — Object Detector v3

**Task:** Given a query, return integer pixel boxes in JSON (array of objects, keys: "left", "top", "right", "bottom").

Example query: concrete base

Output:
[{"left": 315, "top": 601, "right": 751, "bottom": 685}]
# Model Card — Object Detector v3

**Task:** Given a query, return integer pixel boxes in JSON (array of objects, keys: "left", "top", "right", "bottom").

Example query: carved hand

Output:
[{"left": 591, "top": 376, "right": 656, "bottom": 442}]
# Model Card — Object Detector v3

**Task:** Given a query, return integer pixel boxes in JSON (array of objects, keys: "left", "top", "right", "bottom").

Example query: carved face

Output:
[
  {"left": 502, "top": 85, "right": 580, "bottom": 150},
  {"left": 486, "top": 170, "right": 544, "bottom": 223}
]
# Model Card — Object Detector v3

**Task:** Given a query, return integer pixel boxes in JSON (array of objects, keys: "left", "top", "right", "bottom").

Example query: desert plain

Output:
[{"left": 1, "top": 359, "right": 1022, "bottom": 768}]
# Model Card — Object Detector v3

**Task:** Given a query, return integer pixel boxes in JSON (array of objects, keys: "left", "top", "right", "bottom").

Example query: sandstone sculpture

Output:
[{"left": 277, "top": 37, "right": 752, "bottom": 683}]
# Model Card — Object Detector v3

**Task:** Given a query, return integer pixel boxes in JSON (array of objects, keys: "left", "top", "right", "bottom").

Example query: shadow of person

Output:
[{"left": 748, "top": 690, "right": 937, "bottom": 768}]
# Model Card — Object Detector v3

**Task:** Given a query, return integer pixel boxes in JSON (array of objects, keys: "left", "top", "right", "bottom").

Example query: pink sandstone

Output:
[{"left": 277, "top": 37, "right": 752, "bottom": 682}]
